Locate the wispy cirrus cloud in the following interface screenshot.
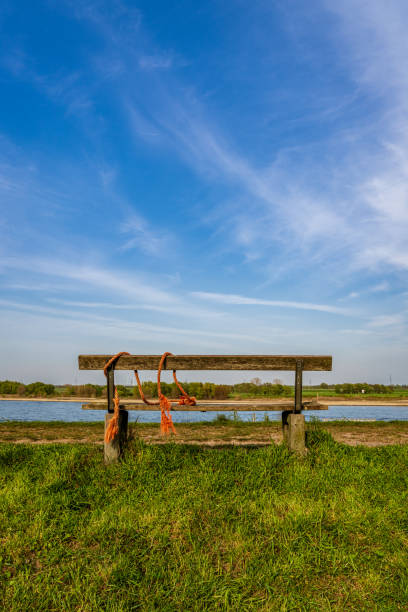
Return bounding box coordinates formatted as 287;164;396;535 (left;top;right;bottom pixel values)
192;291;353;316
0;133;173;263
1;256;227;321
341;281;390;301
0;298;256;343
119;2;408;280
2;256;176;303
367;313;405;328
139;54;173;70
119;213;170;256
1;47;93;116
5;2;408;288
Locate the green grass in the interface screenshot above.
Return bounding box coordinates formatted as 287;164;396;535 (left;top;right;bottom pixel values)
301;389;408;400
1;429;408;610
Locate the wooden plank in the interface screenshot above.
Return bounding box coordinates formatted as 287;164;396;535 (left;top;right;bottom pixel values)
82;400;328;411
78;354;332;371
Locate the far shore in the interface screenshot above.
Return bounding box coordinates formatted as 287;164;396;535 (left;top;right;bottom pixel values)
1;396;408;406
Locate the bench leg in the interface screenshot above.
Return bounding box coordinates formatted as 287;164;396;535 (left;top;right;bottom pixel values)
282;410;291;444
282;412;306;455
104;409;128;464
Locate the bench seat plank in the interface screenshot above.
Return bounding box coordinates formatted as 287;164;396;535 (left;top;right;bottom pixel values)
82;400;328;411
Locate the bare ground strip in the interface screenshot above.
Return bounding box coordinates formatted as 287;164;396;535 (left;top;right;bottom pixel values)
1;421;408;446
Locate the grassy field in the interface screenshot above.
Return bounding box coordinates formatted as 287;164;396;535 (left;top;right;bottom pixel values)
301;389;408;400
1;424;408;610
230;389;408;400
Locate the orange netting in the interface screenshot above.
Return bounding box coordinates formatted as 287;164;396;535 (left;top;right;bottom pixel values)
104;351;196;442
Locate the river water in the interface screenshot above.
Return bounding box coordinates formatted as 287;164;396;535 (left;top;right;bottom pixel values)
1;400;408;423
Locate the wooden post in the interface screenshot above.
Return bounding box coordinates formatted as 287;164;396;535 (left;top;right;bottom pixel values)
104;409;128;464
282;410;291;444
106;366;115;413
294;359;303;412
286;412;306;456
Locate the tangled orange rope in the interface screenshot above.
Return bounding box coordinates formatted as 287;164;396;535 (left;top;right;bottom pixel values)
104;351;130;443
104;351;196;442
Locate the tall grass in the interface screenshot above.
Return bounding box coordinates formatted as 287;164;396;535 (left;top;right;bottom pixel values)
0;431;407;610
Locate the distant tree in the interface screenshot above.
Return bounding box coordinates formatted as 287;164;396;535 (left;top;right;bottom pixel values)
0;380;23;395
24;382;55;397
116;385;133;398
342;383;354;394
214;385;232;399
202;382;215;399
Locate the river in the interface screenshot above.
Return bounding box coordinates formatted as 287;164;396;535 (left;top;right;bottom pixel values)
1;400;408;422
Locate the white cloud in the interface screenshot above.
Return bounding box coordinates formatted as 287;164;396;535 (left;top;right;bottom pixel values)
192;291;353;315
119;213;169;256
139;55;173;70
2;256;178;304
369;281;389;293
1;48;93;117
99;167;117;188
45;297;225;319
0;298;276;346
324;0;408;98
1;256;229;321
367;313;405;328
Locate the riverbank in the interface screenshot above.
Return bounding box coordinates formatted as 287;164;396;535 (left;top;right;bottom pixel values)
1;420;408;446
0;396;91;402
2;395;408;405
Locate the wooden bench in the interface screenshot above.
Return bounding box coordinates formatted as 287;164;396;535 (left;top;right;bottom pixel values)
78;354;332;462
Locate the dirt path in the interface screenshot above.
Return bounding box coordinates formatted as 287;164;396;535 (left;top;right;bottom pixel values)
1;422;408;446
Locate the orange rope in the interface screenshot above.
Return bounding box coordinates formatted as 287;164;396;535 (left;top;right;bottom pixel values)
103;351;196;441
172;370;197;405
104;351;130;443
156;352;177;435
135;352;197;434
143;352;196;434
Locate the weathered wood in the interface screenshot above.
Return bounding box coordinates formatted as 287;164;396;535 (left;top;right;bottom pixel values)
286;413;306;456
104;410;128;464
78;354;332;372
294;360;303;412
282;410;291;444
106;367;114;414
82;400;328;411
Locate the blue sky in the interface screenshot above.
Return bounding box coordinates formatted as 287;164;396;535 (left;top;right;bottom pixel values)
1;0;408;385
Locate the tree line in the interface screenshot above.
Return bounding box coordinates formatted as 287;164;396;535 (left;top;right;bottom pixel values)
0;379;406;399
331;383;399;394
0;379;292;399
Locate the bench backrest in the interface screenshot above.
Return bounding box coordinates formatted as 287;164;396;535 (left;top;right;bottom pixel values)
78;354;332;371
